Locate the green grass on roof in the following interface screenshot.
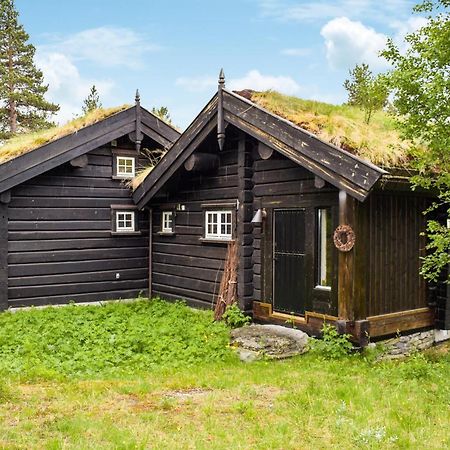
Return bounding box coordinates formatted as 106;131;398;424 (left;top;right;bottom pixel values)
248;91;412;168
0;105;130;165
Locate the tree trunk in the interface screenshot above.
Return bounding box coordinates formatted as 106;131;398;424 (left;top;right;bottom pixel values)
8;49;17;134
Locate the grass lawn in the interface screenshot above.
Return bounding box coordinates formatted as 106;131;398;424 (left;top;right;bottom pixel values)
0;299;448;449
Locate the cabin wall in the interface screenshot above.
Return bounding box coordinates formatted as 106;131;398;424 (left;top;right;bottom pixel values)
150;138;239;307
7;144;150;307
358;192;428;317
252;150;339;316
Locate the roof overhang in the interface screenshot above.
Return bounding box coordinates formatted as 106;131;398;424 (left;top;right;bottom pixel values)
0;105;180;194
133;90;387;208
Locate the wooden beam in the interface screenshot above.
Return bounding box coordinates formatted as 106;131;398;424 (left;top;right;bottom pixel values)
0;203;8;310
338;190;356;320
70;154;89;168
368;307;434;337
184;153;219;173
257;142;273;160
237;133;254;312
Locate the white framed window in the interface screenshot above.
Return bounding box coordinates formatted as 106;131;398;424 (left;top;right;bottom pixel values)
116;211;135;232
116;156;135;178
162;211;174;233
205;210;233;240
317;208;332;289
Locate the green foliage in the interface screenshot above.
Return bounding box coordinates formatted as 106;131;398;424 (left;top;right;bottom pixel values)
343;63;389;124
222;303;251;328
397;353;435;379
82;85;102;115
0;299;233;378
382;0;450;282
0;0;59;138
310;323;353;359
151;105;171;123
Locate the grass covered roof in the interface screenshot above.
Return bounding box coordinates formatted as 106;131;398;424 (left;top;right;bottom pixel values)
0;105;130;166
243;90;412;168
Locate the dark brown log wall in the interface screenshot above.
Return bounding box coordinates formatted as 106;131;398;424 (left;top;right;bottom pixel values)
252;150;339;316
360;193;428;317
7;145;150;307
150;134;240;308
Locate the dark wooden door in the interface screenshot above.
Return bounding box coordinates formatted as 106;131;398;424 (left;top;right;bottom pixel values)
273;209;306;315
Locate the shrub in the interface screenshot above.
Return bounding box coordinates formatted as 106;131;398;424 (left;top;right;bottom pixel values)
222;304;251;329
310;323;353;359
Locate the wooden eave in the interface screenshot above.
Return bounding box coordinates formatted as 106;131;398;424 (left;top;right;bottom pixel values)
133;90;387;208
0;106;180;194
133;95;218;208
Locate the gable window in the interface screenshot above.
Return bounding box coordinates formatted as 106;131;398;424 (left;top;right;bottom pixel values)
316;208;332;289
116;156;135;178
161;211;174;233
205;210;233;240
116;211;135;232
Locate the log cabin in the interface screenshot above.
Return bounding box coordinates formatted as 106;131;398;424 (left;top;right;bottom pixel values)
0;93;180;309
133;74;449;344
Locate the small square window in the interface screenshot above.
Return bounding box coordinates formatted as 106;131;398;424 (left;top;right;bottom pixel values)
116;156;135;178
116;211;135;232
205;210;233;240
162;211;174;233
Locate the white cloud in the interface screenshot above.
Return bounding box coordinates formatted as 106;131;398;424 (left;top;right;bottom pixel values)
281;48;311;57
176;70;301;95
320;17;388;70
175;75;216;93
228;70;301;95
40;27;161;69
36;51;114;123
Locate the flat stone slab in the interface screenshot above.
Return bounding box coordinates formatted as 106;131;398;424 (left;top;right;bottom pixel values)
231;324;309;361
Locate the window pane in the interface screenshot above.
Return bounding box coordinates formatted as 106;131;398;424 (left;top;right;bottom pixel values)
317;208;333;287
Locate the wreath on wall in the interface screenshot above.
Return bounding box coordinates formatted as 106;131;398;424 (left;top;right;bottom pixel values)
333;224;355;252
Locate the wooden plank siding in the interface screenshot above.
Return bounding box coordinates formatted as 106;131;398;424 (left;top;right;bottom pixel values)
252;147;339;316
358;193;429;317
7;143;152;307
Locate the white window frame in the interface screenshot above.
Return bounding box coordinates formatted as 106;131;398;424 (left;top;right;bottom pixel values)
116;156;136;178
162;211;174;233
205;210;233;240
116;211;135;233
316;208;332;290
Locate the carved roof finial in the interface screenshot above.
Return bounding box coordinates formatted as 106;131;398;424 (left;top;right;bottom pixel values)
135;89;140;105
218;68;225;88
217;69;225;151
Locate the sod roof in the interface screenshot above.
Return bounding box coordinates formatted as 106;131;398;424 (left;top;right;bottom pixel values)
0;105;130;166
239;90;413;169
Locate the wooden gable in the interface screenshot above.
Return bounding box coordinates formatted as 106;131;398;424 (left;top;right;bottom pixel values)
0;105;180;194
133;90;387;208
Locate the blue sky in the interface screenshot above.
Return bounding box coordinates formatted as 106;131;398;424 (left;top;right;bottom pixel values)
16;0;425;128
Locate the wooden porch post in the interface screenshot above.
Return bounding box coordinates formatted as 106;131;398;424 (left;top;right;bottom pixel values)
338;190;356;321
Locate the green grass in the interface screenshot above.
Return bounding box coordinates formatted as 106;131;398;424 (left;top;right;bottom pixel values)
0;299;448;449
248;91;415;168
0;105;130;165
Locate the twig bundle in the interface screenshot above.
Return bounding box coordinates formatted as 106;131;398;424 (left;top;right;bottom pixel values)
214;240;238;321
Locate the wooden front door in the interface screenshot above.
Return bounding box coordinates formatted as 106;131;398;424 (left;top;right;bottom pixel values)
273;209;307;315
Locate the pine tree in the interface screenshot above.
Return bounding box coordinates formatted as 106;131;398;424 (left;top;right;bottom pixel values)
0;0;59;138
82;85;102;115
151;106;171;124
